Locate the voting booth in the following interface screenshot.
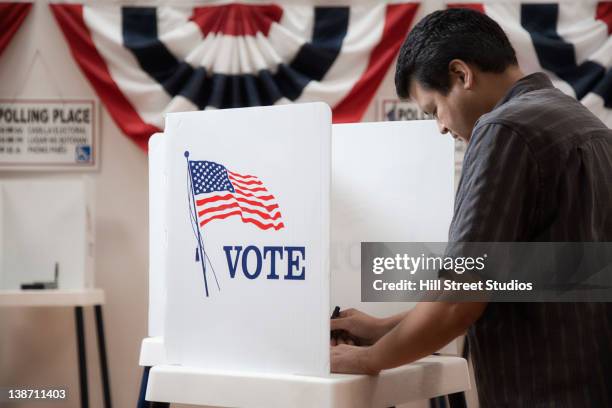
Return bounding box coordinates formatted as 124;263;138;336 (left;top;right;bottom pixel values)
0;178;94;290
146;102;455;378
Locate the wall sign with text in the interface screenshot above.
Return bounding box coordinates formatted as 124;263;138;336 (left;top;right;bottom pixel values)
0;100;98;170
378;99;430;122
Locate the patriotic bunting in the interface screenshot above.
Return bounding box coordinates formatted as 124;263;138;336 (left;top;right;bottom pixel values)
0;3;32;59
495;2;612;126
49;2;612;150
50;3;417;149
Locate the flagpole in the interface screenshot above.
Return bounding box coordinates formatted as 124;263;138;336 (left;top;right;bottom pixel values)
185;151;210;297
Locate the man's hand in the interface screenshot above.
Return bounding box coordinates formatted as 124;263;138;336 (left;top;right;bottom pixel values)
330;308;394;346
330;344;379;375
330;333;356;346
330;302;487;375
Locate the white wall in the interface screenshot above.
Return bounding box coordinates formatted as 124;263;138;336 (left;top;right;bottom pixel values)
0;2;148;407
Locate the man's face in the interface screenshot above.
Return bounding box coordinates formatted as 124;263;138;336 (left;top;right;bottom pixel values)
409;76;482;143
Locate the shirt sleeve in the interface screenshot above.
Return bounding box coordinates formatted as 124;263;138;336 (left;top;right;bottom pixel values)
449;123;540;242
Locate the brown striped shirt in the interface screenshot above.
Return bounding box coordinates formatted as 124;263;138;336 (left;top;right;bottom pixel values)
449;72;612;407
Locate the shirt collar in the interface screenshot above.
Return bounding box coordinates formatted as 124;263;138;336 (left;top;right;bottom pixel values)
493;72;554;110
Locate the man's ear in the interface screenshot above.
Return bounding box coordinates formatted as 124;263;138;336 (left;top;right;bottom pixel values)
448;59;474;90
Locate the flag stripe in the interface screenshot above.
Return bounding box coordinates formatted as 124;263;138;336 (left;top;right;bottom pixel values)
332;3;418;123
196;195;280;213
50;4;160;151
198;201;282;221
199;201;281;222
234;189;275;201
191;4;283;37
195;193;233;206
521;3;608;101
228;171;258;180
228;175;263;186
596;1;612;34
594;69;612;107
230;177;269;192
447;3;485;13
196;193;279;212
288;7;349;82
233;184;268;193
200;209;284;230
122;7;194;97
0;3;32;59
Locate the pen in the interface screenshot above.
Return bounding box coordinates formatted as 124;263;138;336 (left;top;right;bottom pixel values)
331;305;341;319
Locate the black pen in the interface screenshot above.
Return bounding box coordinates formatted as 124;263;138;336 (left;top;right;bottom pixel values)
331;305;341;319
330;306;341;342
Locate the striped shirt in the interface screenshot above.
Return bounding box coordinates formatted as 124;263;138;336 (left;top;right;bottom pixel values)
449;72;612;407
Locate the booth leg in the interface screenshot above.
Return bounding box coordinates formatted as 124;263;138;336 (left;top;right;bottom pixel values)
137;366;150;408
429;397;446;408
95;305;112;408
430;396;447;407
447;337;470;408
447;392;467;408
75;306;89;408
138;367;170;408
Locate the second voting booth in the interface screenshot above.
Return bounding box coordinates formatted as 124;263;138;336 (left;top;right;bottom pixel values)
144;102;462;405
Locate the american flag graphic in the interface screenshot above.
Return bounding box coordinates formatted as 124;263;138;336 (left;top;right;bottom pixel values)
188;160;285;231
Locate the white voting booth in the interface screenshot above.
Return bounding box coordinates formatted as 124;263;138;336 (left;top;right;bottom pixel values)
143;103;468;406
0;179;109;408
0;179;94;290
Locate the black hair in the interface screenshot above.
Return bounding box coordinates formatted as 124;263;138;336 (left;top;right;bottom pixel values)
395;8;518;98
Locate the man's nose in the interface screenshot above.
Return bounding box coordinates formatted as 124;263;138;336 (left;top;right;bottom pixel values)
437;120;448;134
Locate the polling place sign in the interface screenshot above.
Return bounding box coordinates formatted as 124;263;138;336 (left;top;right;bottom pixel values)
0;100;97;170
378;99;430;122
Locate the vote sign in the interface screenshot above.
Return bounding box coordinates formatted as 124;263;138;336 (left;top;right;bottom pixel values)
163;103;331;375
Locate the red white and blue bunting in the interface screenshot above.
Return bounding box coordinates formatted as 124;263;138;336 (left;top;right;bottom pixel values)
50;3;418;149
49;2;612;150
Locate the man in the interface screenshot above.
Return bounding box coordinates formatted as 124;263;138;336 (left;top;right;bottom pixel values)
330;8;612;407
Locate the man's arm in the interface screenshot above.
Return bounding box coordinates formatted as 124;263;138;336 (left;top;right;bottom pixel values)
331;124;536;374
331;301;486;374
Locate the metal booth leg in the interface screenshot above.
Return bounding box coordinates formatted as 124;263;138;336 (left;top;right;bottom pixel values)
137;366;170;408
94;305;112;407
75;306;89;408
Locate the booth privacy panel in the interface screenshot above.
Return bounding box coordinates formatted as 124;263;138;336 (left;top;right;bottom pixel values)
331;121;454;317
0;179;92;289
148;133;168;338
162;103;331;375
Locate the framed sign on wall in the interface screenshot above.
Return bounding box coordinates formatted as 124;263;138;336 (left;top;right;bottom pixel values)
0;99;98;171
377;99;430;122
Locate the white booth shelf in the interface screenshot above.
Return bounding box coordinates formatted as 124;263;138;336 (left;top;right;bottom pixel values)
145;355;470;408
0;288;105;307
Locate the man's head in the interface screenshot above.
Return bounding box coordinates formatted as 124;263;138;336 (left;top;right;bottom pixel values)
395;9;522;142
